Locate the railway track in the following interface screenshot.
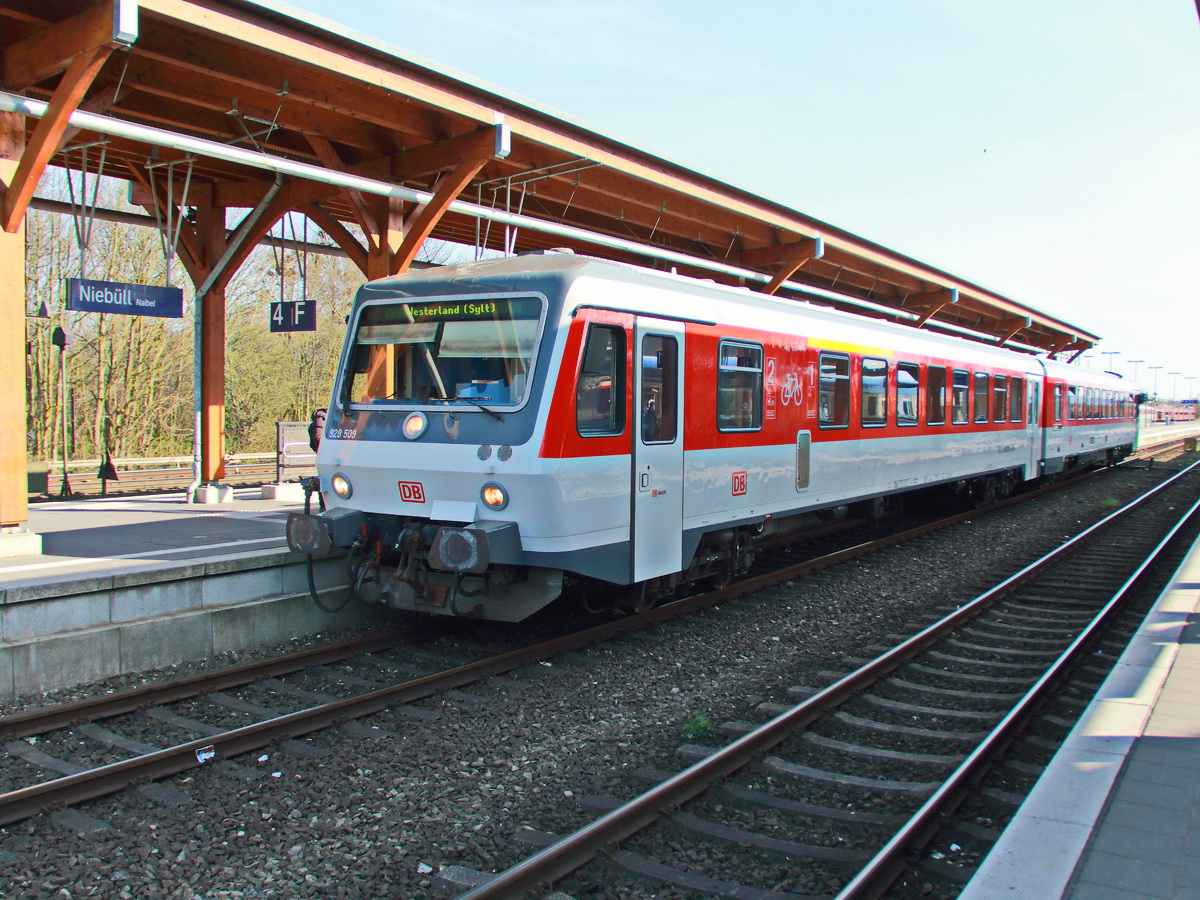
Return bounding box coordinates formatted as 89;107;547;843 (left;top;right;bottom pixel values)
0;450;1193;871
38;462;281;497
455;460;1200;899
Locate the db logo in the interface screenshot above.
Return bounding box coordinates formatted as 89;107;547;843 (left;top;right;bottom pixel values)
732;471;748;496
398;481;426;503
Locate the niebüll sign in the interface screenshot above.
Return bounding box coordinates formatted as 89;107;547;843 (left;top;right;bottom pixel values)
66;278;184;319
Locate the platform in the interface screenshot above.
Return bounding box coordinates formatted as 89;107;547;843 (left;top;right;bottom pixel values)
0;489;370;700
961;525;1200;899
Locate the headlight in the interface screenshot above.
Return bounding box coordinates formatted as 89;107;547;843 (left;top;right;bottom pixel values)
331;473;353;498
481;482;508;510
403;412;428;440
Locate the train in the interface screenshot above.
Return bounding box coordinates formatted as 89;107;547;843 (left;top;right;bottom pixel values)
286;252;1142;620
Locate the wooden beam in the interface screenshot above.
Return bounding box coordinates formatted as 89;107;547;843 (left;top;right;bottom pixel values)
392;158;488;275
390;125;510;182
306;135;379;249
1;45;113;232
739;237;823;268
995;315;1031;346
300;201;368;275
747;238;824;295
3;1;122;90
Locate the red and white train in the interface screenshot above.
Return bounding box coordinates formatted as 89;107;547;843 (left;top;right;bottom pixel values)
287;253;1140;620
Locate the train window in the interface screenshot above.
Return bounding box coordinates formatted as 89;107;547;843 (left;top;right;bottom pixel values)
1067;385;1078;420
641;334;677;444
576;325;625;437
861;358;888;426
344;296;542;408
973;373;989;423
1054;385;1063;423
1086;387;1095;419
926;366;947;425
897;362;919;425
1010;377;1025;423
818;353;851;428
992;375;1007;423
717;340;763;432
952;370;969;424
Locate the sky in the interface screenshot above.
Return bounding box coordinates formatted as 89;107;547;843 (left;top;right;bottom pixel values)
276;0;1199;399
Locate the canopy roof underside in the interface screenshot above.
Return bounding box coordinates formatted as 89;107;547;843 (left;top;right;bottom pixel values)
0;0;1098;356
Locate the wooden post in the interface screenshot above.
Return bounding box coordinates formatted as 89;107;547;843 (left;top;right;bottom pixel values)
0;112;37;547
195;198;228;485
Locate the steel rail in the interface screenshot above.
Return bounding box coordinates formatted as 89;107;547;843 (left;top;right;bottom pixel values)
0;629;415;741
455;459;1200;899
836;484;1200;898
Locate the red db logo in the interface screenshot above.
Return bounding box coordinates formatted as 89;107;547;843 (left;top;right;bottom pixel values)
398;481;426;503
732;471;748;496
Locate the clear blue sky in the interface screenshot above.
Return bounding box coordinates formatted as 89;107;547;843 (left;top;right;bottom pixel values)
277;0;1199;399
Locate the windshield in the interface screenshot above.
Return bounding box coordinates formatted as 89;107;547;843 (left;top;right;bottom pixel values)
344;296;543;407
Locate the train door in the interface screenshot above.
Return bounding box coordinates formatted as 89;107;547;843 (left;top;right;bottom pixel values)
632;318;684;582
1026;379;1041;480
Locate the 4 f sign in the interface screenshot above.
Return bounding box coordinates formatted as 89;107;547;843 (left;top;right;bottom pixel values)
732;471;748;496
270;300;316;332
398;481;426;503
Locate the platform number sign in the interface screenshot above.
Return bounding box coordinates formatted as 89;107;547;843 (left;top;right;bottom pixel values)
270;300;316;332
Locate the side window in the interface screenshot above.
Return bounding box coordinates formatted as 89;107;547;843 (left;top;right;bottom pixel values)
640;334;677;444
973;372;989;423
1067;385;1077;421
926;366;947;425
897;362;919;426
992;374;1007;423
1010;376;1024;423
1054;384;1063;423
818;353;851;428
717;340;763;432
576;325;625;436
952;369;970;424
861;357;888;426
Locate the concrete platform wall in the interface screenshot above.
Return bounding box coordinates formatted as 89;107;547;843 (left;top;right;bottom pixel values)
0;551;380;699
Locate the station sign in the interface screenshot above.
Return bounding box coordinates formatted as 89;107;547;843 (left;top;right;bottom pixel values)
270;300;316;332
66;278;184;319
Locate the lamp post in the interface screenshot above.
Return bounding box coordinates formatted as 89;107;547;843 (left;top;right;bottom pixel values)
1186;376;1197;402
1100;350;1120;372
51;326;71;497
1169;372;1180;402
1127;359;1144;381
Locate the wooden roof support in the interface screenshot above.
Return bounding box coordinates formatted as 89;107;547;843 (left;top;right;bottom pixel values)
739;238;825;296
392;156;491;275
995;315;1031;346
306;135;380;248
903;288;959;327
1;45;113;232
3;0;127;90
301;201;368;274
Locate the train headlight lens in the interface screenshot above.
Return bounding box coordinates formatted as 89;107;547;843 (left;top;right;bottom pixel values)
403;412;428;440
481;482;508;510
331;473;353;499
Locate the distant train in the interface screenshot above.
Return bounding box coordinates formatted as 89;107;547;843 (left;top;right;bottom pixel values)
286;253;1140;620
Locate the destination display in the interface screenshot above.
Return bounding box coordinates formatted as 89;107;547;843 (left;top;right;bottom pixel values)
66;278;184;319
364;296;542;327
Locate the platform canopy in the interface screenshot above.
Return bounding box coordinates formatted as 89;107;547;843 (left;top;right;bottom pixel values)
1;0;1098;350
0;0;1099;529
